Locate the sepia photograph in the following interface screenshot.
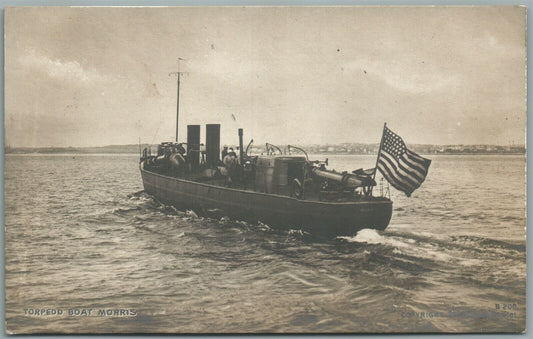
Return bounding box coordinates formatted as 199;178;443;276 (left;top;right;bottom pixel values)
3;5;527;333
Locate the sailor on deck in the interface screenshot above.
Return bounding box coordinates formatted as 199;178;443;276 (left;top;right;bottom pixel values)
223;148;239;185
221;146;228;161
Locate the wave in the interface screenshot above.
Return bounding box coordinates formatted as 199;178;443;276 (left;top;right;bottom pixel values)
111;207;141;214
126;190;146;199
338;229;411;250
185;210;199;218
335;228;524;269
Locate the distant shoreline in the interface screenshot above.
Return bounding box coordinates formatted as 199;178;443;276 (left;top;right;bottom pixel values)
4;144;525;156
5;152;525;156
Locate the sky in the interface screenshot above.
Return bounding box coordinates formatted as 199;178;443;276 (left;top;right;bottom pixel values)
4;6;526;147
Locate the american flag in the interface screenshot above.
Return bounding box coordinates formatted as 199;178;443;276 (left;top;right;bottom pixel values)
377;126;431;197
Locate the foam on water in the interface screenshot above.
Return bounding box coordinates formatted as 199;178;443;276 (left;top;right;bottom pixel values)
339;229;411;249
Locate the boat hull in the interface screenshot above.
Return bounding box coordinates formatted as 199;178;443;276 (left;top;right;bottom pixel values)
140;163;392;237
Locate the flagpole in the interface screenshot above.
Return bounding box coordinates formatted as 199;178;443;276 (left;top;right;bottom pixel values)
372;122;387;181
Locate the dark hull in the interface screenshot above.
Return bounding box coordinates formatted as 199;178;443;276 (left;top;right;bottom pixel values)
140;162;392;237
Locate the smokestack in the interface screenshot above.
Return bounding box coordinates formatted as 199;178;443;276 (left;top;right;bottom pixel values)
238;128;244;163
205;124;220;168
187;125;200;172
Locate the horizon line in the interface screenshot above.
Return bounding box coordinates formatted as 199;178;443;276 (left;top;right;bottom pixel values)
4;142;527;149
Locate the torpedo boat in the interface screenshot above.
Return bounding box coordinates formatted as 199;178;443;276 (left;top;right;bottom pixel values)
140;127;393;238
139;71;393;238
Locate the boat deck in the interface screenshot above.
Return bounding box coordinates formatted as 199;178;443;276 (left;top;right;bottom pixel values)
144;164;386;203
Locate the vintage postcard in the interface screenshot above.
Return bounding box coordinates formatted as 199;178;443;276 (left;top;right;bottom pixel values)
4;6;526;333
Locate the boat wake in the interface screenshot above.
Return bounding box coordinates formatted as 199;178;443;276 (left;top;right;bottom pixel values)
115;191;526;289
40;187;527;334
338;229;410;249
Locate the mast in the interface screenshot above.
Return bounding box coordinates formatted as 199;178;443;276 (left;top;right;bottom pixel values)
176;71;180;142
169;58;185;143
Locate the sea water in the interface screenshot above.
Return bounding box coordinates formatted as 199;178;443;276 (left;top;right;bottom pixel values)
4;154;526;333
